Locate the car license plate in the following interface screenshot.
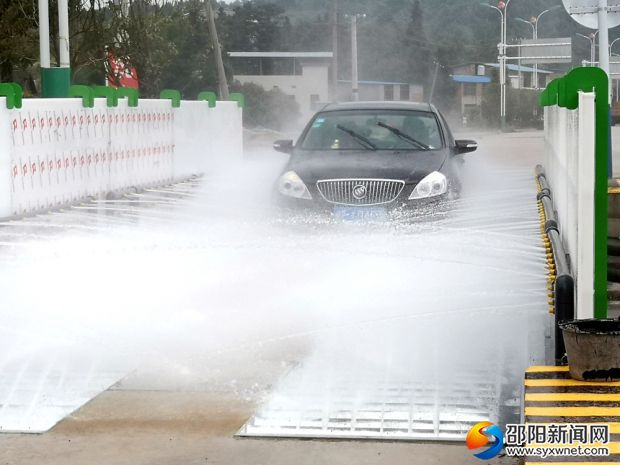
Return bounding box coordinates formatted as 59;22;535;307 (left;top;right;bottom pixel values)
333;206;387;221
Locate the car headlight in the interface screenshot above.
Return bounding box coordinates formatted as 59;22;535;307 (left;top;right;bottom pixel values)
408;171;448;200
278;171;312;199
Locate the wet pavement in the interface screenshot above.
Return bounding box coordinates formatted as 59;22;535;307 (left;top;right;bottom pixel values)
0;130;547;464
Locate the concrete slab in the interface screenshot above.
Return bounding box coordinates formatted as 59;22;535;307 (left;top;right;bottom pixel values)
0;389;519;465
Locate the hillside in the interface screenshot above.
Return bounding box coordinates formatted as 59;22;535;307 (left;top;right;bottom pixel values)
245;0;593;73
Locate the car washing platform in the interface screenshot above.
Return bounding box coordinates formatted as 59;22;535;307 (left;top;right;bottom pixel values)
237;335;528;443
238;367;509;442
524;366;620;464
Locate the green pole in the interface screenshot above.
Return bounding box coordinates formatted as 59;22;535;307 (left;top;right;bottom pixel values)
41;67;71;98
593;101;610;319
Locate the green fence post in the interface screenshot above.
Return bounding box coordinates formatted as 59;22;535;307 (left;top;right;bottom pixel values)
160;89;181;108
0;83;16;109
41;67;71;98
229;93;245;108
117;88;139;107
9;83;23;109
198;91;217;108
68;85;95;108
91;86;118;107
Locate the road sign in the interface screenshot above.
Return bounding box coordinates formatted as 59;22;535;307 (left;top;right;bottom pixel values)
562;0;620;29
520;38;573;65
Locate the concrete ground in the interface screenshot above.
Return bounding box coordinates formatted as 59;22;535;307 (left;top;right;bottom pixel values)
0;393;516;465
0;347;522;465
0;130;542;465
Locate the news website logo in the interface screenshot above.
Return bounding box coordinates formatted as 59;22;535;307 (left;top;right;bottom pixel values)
466;421;505;460
465;422;611;460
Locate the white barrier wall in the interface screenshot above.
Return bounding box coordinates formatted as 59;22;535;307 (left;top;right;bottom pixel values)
0;98;242;219
544;92;596;319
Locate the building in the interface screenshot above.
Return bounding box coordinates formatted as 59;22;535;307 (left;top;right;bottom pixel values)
229;52;425;118
229;52;333;116
337;80;424;103
450;62;557;119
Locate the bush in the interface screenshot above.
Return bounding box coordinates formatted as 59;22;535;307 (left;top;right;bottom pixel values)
481;84;542;129
230;81;300;130
508;88;542;128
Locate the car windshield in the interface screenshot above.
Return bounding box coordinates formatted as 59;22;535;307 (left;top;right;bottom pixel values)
300;109;443;151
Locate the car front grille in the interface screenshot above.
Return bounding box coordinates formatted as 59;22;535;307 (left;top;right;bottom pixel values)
316;179;405;206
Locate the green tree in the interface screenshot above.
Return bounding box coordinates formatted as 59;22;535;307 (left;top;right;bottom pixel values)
231;81;300;130
157;0;218;98
109;1;179;97
218;2;289;52
0;0;38;91
404;0;431;92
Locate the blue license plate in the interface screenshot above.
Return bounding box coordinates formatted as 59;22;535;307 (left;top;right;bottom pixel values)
333;206;387;221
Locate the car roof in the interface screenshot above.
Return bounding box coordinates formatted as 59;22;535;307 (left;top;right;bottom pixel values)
319;101;434;113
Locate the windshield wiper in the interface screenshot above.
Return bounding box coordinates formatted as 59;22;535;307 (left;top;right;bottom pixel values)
336;124;377;150
377;121;430;150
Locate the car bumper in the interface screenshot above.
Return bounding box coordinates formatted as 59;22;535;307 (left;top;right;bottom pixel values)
273;192;452;214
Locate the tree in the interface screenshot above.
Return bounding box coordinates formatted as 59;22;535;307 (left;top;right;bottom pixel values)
230;81;299;130
404;0;431;91
157;0;218;98
218;2;289;52
108;0;179;97
0;0;38;91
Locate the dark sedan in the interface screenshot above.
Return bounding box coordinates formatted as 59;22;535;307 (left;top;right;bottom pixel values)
273;102;477;220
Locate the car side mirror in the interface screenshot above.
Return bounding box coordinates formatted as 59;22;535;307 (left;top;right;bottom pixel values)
455;139;477;154
273;139;294;154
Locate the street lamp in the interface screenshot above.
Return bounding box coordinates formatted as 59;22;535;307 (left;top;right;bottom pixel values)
514;17;534;88
531;5;562;89
480;2;508;129
498;0;511;130
480;3;504;45
515;17;535;37
533;5;562;39
498;0;512;53
577;31;599;65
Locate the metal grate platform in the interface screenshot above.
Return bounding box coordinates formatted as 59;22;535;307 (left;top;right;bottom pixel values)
238;362;517;441
0;341;127;432
238;325;526;442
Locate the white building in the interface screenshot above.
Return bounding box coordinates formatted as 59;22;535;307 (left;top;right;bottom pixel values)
337;80;424;103
229;52;332;117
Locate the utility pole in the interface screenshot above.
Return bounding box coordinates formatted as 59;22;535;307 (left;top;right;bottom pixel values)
428;61;439;104
351;15;359;101
38;0;71;97
38;0;50;70
599;0;610;87
331;0;339;102
206;0;229;100
58;0;70;67
533;24;537;88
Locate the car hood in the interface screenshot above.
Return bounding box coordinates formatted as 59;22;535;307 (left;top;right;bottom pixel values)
286;149;448;184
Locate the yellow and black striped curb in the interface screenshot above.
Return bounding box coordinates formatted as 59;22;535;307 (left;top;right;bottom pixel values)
524;366;620;464
536;174;556;314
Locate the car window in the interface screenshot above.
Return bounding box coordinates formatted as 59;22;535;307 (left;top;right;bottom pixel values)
300;110;443;151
